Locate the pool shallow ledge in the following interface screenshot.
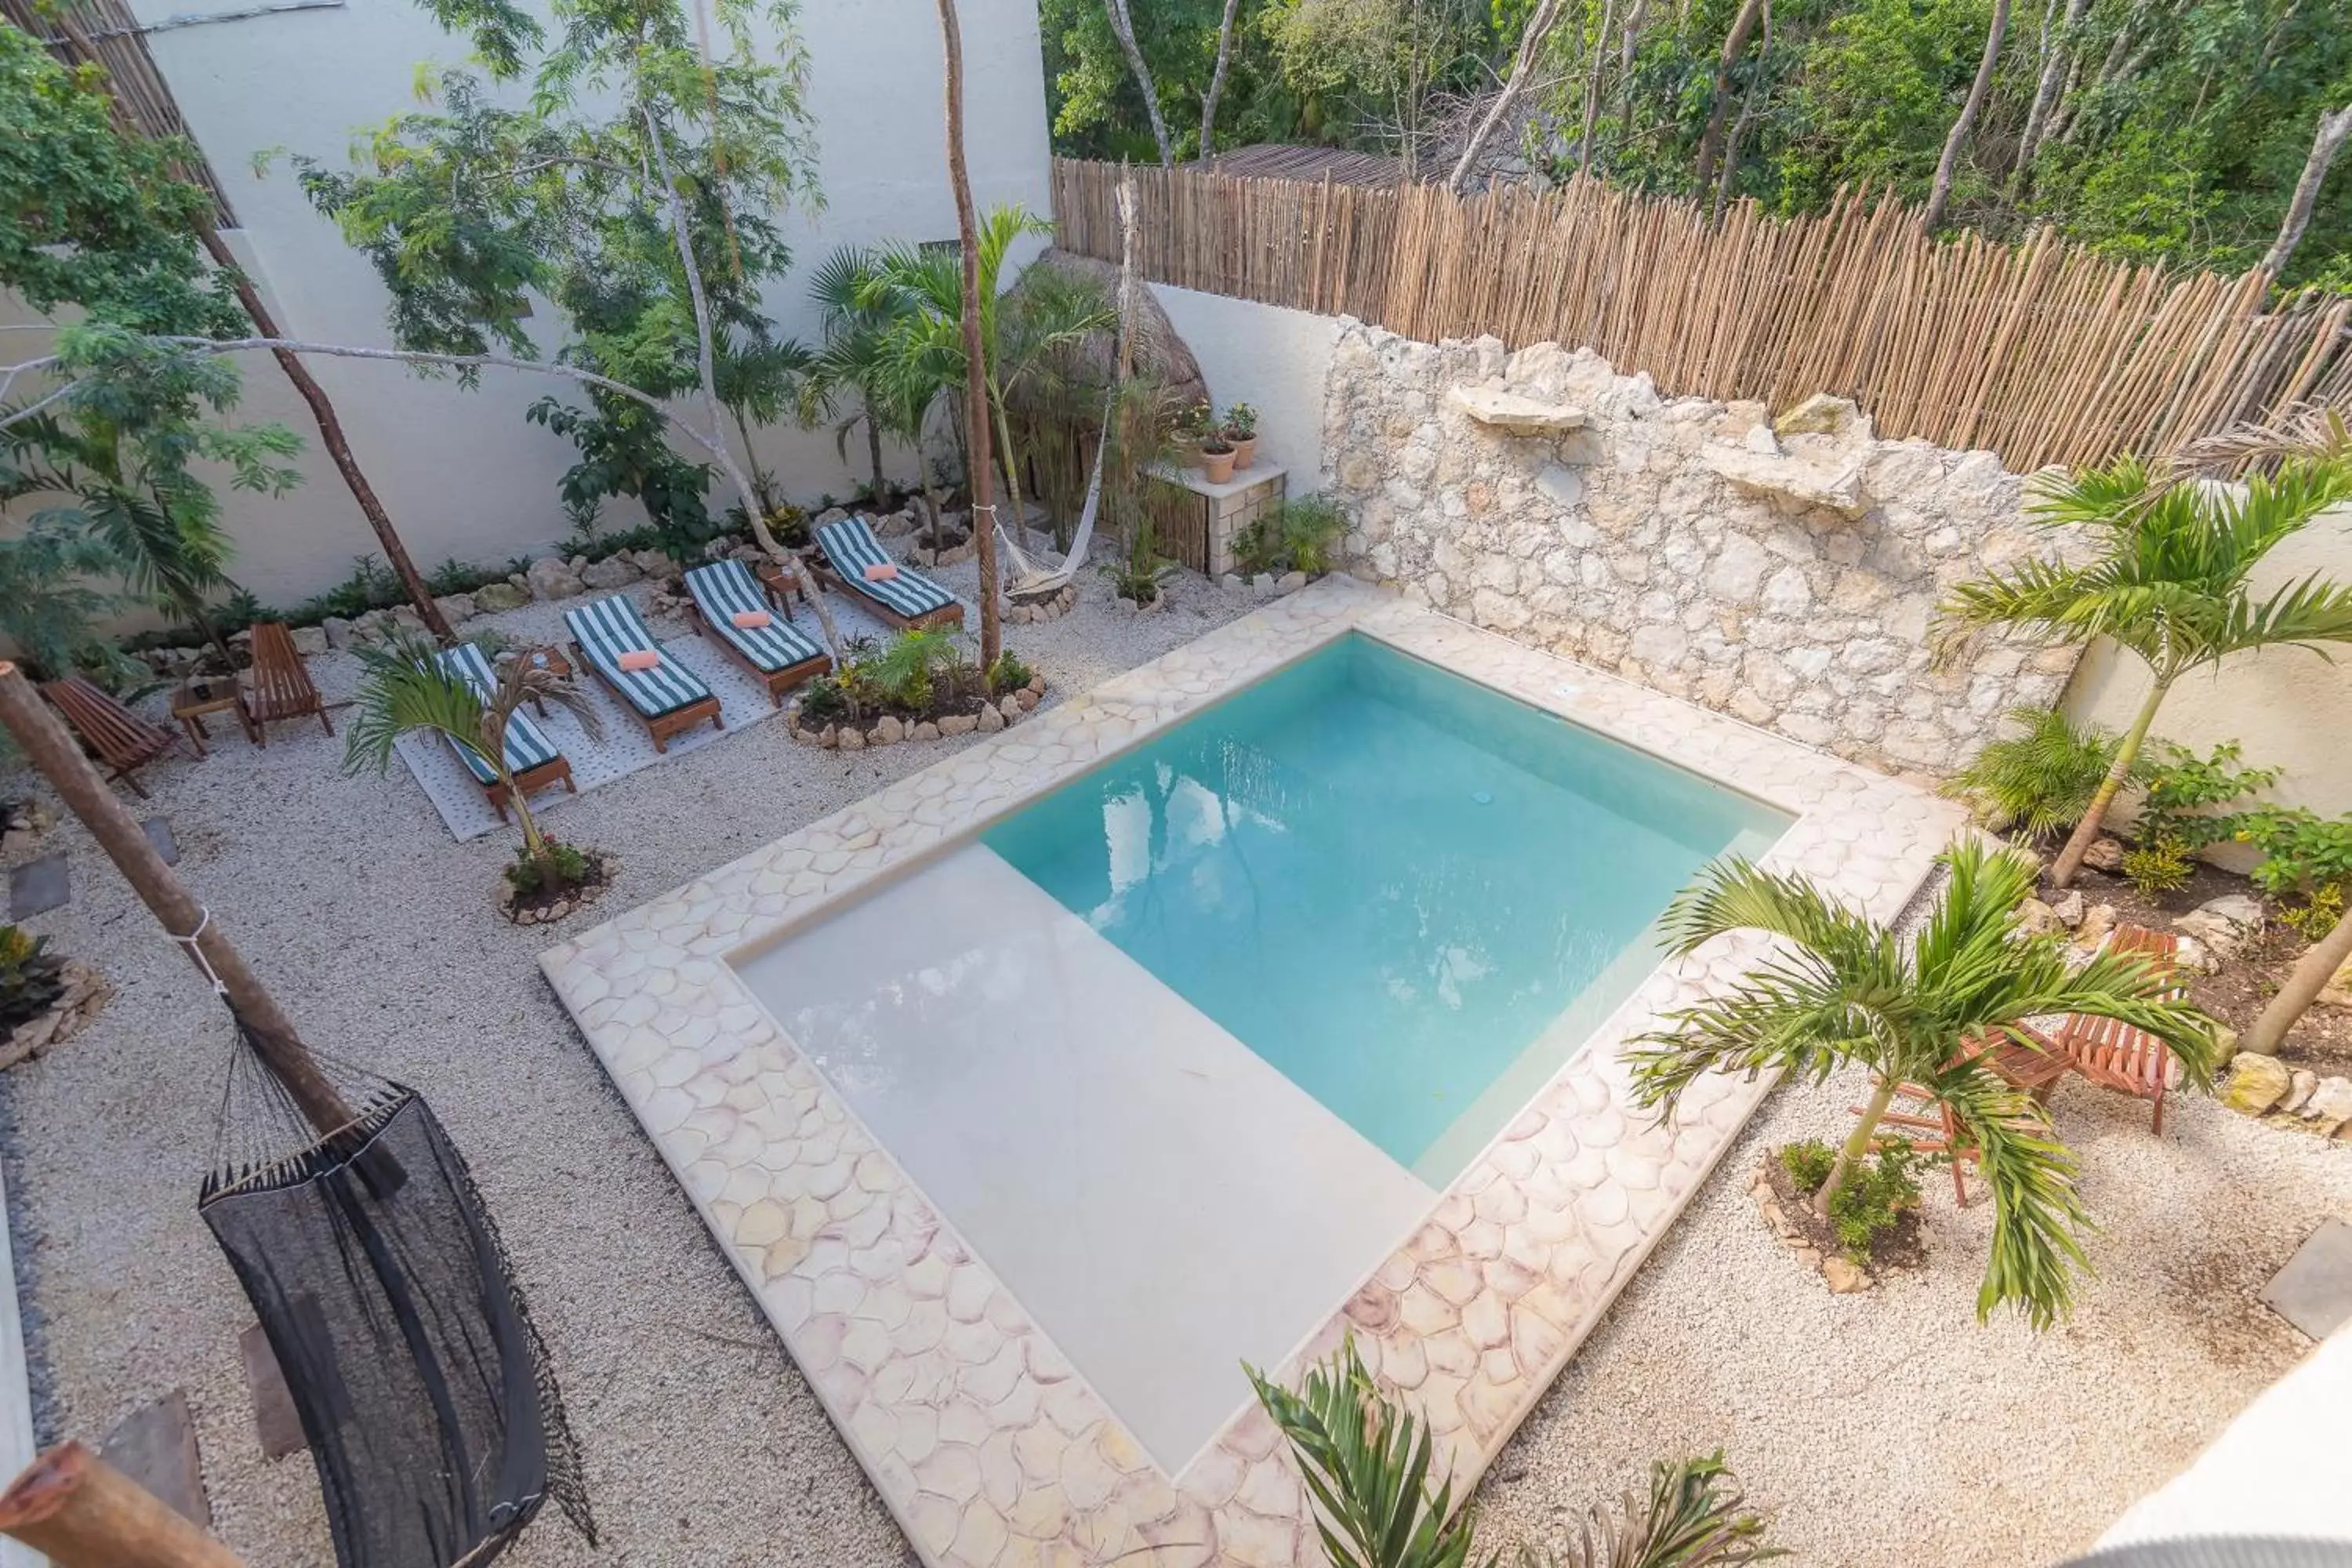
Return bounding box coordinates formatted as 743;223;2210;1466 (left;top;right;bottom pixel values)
541;577;1969;1568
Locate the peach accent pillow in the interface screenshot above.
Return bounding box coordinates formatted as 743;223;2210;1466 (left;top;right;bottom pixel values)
616;648;661;673
863;562;901;583
730;609;773;630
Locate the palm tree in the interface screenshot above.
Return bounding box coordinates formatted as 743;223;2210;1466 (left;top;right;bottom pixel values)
805;245;928;509
1628;839;2216;1326
1247;1336;1777;1568
342;630;602;879
1935;454;2352;887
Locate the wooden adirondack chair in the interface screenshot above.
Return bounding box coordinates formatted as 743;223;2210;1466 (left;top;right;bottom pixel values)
2053;925;2188;1134
40;677;187;800
243;622;332;745
1854;1029;2071;1207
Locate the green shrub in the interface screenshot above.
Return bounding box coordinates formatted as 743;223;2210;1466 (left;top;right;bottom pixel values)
2281;882;2345;945
2235;807;2352;942
1779;1138;1920;1262
505;839;590;895
851;628;963;712
2134;740;2277;853
1944;708;2140;838
2122;837;2195;895
0;925;67;1033
1232;495;1348;577
987;650;1034;696
797;673;850;726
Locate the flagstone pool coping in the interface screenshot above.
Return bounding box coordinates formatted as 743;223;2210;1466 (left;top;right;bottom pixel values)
541;576;1967;1568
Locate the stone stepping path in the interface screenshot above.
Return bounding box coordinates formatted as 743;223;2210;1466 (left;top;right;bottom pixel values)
2261;1218;2352;1340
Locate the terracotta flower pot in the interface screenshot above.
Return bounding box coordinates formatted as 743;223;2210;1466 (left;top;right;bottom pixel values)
1200;445;1237;484
1228;435;1258;470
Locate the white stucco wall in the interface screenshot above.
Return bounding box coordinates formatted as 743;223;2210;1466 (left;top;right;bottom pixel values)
1148;284;1338;495
2060;504;2352;821
4;0;1051;608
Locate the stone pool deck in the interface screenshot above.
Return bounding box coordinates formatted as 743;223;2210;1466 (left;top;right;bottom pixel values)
542;576;1969;1568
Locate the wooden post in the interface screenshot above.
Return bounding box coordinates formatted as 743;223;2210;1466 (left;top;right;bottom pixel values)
0;664;356;1139
0;1442;243;1568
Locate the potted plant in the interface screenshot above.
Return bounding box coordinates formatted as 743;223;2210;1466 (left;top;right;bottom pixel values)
1221;402;1258;469
1176;401;1215;469
1198;428;1238;485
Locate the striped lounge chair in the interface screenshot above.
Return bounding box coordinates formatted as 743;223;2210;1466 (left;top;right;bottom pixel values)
683;559;831;706
437;641;575;820
563;594;724;753
815;516;964;630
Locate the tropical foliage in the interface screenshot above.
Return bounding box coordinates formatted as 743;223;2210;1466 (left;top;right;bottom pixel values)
1247;1335;1778;1568
1935;455;2352;887
0;924;67;1036
1628;838;2217;1326
1041;0;2352;285
1943;707;2140;839
342;629;604;882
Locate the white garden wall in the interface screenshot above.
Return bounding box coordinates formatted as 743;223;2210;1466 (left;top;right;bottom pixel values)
1147;283;1338;492
3;0;1051;609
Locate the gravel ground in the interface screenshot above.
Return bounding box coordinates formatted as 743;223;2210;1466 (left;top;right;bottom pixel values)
0;561;1249;1568
6;565;2349;1568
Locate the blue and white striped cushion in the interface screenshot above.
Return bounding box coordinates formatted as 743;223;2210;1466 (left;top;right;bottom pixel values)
436;641;562;784
684;560;826;673
563;595;713;718
816;517;956;620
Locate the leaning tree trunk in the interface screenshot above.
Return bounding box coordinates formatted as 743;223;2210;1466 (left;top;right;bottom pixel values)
2051;672;2167;889
1198;0;1244;158
1579;0;1623;178
2009;0;2089;195
1102;0;1175;167
938;0;1004;667
865;408;887;504
2245;903;2352;1057
1818;1077;1899;1218
1693;0;1769;194
2262;105;2352;278
1924;0;2012;233
1449;0;1572;192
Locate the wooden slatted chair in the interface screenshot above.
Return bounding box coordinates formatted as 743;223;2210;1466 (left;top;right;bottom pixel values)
1853;1031;2067;1207
243;622;332;744
2052;925;2189;1134
40;677;187;800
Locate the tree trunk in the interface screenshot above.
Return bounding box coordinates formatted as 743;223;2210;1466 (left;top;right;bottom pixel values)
865;408;887;505
1923;0;2013;233
1693;0;1769;194
2010;0;2089;195
2245;902;2352;1057
1818;1076;1898;1218
1198;0;1244;158
0;662;355;1138
937;0;1003;667
1449;0;1572;192
1102;0;1175;167
2261;104;2352;278
2051;672;2167;888
1579;0;1622;180
0;1441;244;1568
1617;0;1650;141
1710;0;1769;222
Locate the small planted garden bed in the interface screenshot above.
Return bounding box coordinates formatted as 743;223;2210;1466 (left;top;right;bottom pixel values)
789;631;1045;750
495;841;614;927
0;926;109;1070
1753;1142;1927;1294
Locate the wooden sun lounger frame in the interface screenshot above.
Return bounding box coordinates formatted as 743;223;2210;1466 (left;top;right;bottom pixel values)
40;677;187;800
2053;925;2186;1134
685;579;830;708
480;754;576;821
564;639;724;753
243;622;333;745
808;558;965;632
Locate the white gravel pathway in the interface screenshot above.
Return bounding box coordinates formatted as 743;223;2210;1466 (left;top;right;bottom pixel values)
3;564;2348;1568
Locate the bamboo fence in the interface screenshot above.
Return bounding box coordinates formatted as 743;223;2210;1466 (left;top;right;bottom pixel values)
1052;158;2352;473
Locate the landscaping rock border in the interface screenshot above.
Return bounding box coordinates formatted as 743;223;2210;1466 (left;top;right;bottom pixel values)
2218;1052;2352;1140
786;675;1048;751
0;960;111;1071
495;852;616;927
1006;583;1079;624
1750;1152;1926;1295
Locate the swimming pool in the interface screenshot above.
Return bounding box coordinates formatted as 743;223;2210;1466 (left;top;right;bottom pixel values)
549;580;1961;1567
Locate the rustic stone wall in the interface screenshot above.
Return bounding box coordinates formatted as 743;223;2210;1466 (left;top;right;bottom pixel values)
1319;322;2081;777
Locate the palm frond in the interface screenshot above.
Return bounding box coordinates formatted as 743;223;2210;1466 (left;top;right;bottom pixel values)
2169;401;2352;476
1931;1065;2093;1327
1515;1451;1781;1568
1943;708;2140;837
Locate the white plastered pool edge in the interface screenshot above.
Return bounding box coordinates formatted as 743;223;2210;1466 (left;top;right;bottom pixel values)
541;578;1968;1568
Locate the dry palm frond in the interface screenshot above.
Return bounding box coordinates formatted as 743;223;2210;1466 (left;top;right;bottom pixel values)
1519;1452;1782;1568
2168;400;2352;476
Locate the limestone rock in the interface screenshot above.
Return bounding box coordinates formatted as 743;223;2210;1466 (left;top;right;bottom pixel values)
1823;1257;1868;1294
433;593;476;626
290;625;330;659
837;727;866;752
2300;1075;2352;1133
2082;837;2126;873
2221;1054;2289;1116
2209;1023;2239;1069
2174;935;2216;974
2282;1068;2319;1116
1774;393;1860;437
322;615;356;650
1219;573;1246;593
2016;898;2067;938
976;703;1006;734
1446;385;1589;434
2177;895;2263;960
2074;903;2118;949
1700;444;1867;519
472;582;529;613
1015;689;1038;711
2051;891;2085;929
1276;571;1308;594
872;715;902;746
525;556;586;601
938;714;977;737
2321;952;2352;1009
911;721;940;742
999;695;1023;722
1742;423;1781;456
581;556;642;590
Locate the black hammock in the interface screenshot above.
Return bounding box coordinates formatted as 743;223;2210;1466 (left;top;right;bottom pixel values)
199;1014;595;1568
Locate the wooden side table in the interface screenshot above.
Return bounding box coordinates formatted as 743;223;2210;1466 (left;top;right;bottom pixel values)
169;681;255;757
757;561;803;621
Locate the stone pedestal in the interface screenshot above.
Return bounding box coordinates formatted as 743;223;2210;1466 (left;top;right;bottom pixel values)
1145;463;1287;576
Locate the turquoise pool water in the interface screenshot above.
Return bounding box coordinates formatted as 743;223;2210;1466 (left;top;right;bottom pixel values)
984;634;1787;1184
